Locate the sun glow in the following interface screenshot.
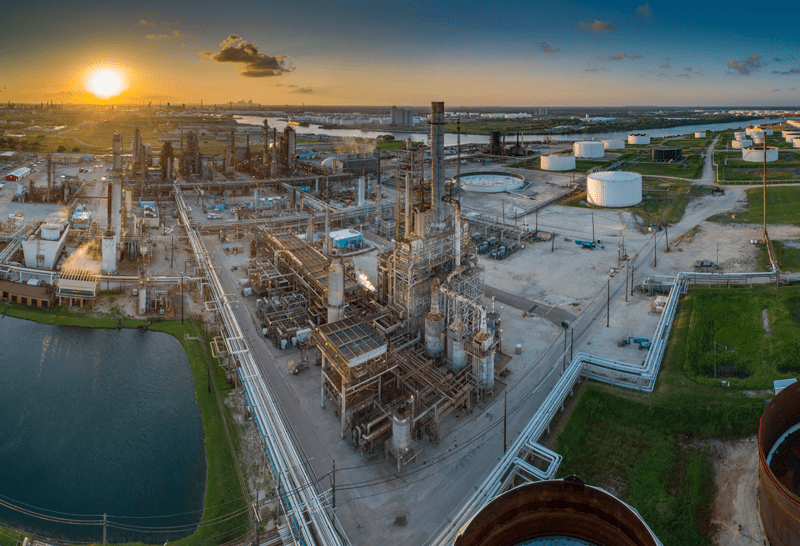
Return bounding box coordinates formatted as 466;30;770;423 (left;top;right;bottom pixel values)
88;69;125;98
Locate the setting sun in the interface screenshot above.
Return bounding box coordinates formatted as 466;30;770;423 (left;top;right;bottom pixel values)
87;69;124;98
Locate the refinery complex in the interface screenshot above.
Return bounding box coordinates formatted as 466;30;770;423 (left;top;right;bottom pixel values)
2;100;800;546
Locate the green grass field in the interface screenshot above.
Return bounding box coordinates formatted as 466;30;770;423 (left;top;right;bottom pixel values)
708;186;800;226
625;154;704;179
0;305;249;546
552;287;777;546
758;241;800;273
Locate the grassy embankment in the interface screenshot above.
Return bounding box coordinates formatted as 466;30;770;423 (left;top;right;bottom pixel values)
0;303;249;546
716;150;800;183
708;186;800;227
551;287;781;545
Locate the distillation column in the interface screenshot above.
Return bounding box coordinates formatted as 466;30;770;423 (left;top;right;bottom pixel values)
425;279;445;357
431;101;446;229
327;258;344;323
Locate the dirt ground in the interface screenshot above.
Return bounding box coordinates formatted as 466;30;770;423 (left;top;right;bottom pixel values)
709;436;766;546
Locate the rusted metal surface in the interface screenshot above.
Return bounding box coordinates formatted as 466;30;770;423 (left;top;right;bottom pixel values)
453;477;659;546
758;381;800;546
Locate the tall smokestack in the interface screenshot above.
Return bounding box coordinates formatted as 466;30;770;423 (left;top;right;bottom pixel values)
430;101;445;228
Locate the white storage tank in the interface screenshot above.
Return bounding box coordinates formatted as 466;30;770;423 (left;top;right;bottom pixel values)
694;132;707;138
731;139;752;148
628;134;650;145
793;138;800;148
587;171;642;207
742;147;778;162
541;154;576;171
734;131;747;140
573;141;604;158
764;128;774;135
321;157;340;172
102;232;117;274
601;139;625;150
752;135;764;145
745;126;762;136
40;223;62;241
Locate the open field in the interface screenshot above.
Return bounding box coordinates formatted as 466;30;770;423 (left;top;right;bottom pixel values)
707;186;800;226
550;287;778;546
0;306;249;546
625;154;704;179
682;285;800;383
758;240;800;273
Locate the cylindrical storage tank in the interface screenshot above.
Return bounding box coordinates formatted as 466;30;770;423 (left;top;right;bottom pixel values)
425;314;444;358
102;233;117;274
601;139;625;150
321;157;340;172
794;138;800;148
734;131;747;139
477;352;494;391
784;132;800;142
731;139;752;148
764;128;774;135
758;381;800;546
113;133;121;171
745;126;761;135
540;154;576;171
628;134;650;145
573;141;604;158
695;132;707;138
41;223;61;241
752;135;764;145
392;412;412;453
749;130;764;139
125;189;133;212
453;478;661;546
587;171;642;207
138;287;147;314
742;147;778;162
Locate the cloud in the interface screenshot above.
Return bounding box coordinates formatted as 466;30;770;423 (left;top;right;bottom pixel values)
683;66;692;72
772;88;781;92
147;30;182;39
660;62;671;69
584;66;610;72
604;53;642;61
274;83;298;88
290;86;313;94
637;3;652;18
539;42;560;54
774;57;784;62
792;87;797;90
139;20;148;25
772;67;800;75
578;20;614;32
727;54;764;75
202;35;292;77
676;74;690;78
657;73;669;77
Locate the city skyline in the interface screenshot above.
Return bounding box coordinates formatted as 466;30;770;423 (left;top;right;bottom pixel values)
2;0;799;106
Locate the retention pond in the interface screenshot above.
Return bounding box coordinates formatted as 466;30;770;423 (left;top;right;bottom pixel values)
0;317;206;544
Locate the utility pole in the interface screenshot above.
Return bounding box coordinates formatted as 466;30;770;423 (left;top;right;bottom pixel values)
591;211;595;242
170;235;174;269
664;225;669;250
535;209;538;232
625;258;629;302
762;136;768;244
630;264;635;296
551;233;555;253
255;489;260;546
570;328;574;362
180;272;184;323
503;391;507;452
103;514;107;546
606;280;610;327
716;242;719;270
653;229;657;267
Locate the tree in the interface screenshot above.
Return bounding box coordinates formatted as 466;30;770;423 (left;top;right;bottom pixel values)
56;145;66;153
71;147;80;153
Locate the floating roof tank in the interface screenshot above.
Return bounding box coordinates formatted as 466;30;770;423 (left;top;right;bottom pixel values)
742;147;778;162
758;381;800;546
601;139;625;150
628;134;650;145
695;131;707;138
731;139;752;148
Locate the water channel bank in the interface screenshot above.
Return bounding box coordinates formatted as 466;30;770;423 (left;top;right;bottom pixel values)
0;305;248;546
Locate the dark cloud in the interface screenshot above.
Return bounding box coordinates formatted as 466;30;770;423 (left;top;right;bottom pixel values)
772;89;781;92
683;67;692;72
637;3;652;18
676;74;690;79
772;67;800;75
578;20;614;32
792;87;797;90
774;57;784;62
660;62;671;69
274;83;298;88
291;87;313;94
202;35;292;78
584;66;610;72
657;73;669;77
539;42;560;54
727;54;764;75
602;53;642;61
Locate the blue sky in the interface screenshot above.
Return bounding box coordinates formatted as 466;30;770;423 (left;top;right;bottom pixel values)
1;0;798;106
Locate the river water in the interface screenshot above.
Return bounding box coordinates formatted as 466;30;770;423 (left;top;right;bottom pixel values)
0;318;206;544
235;116;783;147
